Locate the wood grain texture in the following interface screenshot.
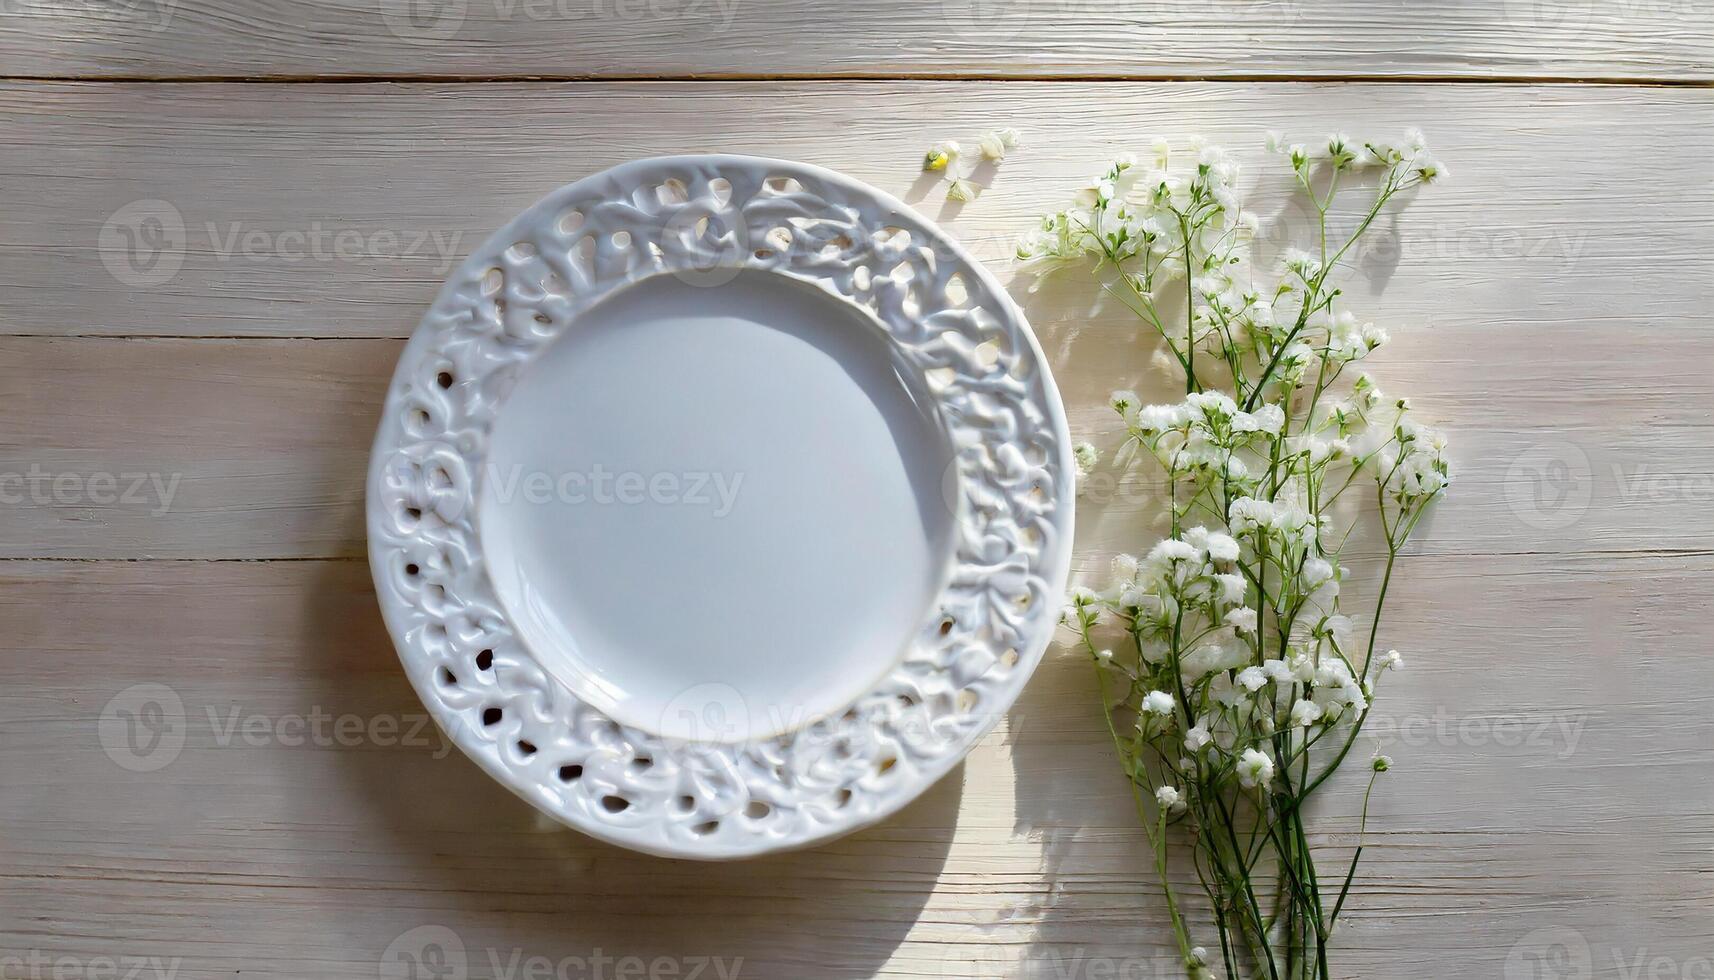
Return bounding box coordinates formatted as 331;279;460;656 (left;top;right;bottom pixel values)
0;82;1710;560
2;325;1710;559
3;81;1710;340
2;75;1713;980
1;0;1711;81
2;555;1710;977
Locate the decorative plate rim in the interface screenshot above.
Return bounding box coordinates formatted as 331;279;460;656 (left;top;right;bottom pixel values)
366;154;1074;859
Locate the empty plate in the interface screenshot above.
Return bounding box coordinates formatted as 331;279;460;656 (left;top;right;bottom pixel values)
367;155;1073;858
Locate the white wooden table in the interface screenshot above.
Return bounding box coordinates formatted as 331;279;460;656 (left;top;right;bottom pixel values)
2;4;1711;978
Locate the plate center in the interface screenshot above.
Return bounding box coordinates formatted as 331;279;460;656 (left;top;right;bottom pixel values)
479;270;957;743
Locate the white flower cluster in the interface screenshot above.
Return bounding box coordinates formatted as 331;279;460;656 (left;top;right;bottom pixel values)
1050;131;1449;976
1016;141;1253;301
1271;129;1449;185
1116;373;1450;529
1066;514;1393;798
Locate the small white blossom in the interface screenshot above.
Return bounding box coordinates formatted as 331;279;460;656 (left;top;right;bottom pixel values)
977;127;1022;161
1142;690;1176;716
1204;532;1240;563
1281;248;1321;279
1184;725;1212;752
1303;557;1336;589
1383;649;1404;670
1250;403;1286;434
1187;390;1239;419
1236;665;1267;692
1073;441;1100;478
1225;607;1258;634
1111;553;1141;582
1213;573;1247;604
922;141;960;172
1373;754;1393;772
1237;748;1274;789
1136;403;1184;433
1289;699;1323;728
1182;637;1249;679
946;178;980;203
1148;539;1200;566
1155;785;1182;808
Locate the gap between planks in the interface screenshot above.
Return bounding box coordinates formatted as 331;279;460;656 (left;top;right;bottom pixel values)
2;72;1713;86
8;548;1713;564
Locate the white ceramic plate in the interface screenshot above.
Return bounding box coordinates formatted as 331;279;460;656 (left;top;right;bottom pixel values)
367;155;1073;859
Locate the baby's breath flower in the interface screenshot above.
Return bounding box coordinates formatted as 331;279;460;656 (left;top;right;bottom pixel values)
1063;587;1098;624
1142;690;1176;716
1289;699;1324;728
1213;572;1247;604
1303;557;1336;589
1048;129;1445;974
1111;552;1140;583
1073;441;1099;478
1204;532;1240;563
1235;665;1267;692
1184;724;1212;752
1237;748;1274;789
977;127;1022;161
922;141;960;172
1373;755;1393;772
1281;248;1321;280
946;178;980;203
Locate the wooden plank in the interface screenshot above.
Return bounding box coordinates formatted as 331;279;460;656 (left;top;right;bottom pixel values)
1;0;1711;81
0;338;394;559
1;555;1709;977
2;81;1709;341
0;83;1708;560
2;326;1712;559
